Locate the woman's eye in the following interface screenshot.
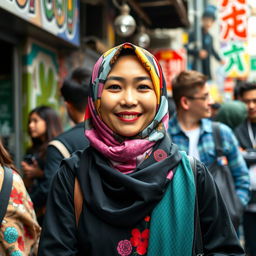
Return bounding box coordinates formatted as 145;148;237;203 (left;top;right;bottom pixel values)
106;84;121;90
138;84;152;90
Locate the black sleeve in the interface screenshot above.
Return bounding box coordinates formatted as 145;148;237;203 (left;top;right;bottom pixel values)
212;45;221;62
186;32;199;57
30;145;64;208
205;33;221;62
38;161;78;256
196;161;245;255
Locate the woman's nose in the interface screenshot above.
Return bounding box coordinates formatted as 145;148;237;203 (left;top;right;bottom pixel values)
120;89;138;106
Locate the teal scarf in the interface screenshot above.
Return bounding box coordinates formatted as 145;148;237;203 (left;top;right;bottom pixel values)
148;151;196;255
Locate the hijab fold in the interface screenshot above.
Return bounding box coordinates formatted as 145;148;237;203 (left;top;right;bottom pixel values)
78;135;181;227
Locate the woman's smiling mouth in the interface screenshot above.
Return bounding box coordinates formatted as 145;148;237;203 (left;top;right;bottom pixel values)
115;112;141;122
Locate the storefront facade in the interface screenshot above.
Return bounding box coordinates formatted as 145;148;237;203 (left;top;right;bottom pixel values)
0;0;79;165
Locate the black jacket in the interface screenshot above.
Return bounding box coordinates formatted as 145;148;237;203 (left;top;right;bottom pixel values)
235;120;256;167
38;149;244;256
235;120;256;206
187;28;221;79
30;122;89;209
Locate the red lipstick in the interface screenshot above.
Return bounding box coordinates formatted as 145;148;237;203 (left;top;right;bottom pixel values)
116;112;141;122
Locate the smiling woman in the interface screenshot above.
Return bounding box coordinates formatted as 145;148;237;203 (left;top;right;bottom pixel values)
100;55;157;137
38;43;245;256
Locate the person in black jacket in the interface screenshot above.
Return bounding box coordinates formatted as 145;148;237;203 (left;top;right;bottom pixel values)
29;68;90;215
235;82;256;256
38;43;244;256
187;6;224;79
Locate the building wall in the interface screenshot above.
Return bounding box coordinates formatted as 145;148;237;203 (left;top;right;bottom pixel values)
21;39;60;149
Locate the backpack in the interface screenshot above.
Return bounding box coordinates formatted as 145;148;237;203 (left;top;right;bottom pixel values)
0;166;14;224
209;122;244;229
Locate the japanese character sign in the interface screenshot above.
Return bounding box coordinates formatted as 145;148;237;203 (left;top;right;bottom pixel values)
219;0;248;41
218;0;250;78
221;42;249;77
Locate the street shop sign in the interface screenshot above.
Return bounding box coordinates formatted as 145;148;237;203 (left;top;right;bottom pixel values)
218;0;252;78
219;0;248;41
0;0;79;46
153;49;187;96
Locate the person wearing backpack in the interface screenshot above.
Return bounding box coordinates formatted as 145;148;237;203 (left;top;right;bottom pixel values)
168;70;250;230
0;138;40;255
29;69;90;215
38;43;244;255
235;82;256;256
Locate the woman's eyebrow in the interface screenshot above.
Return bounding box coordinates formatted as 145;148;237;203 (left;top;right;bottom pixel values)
106;76;151;82
105;76;124;82
134;77;151;82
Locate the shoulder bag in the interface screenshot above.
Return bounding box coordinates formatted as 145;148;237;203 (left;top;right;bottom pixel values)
209;122;244;229
0;166;13;224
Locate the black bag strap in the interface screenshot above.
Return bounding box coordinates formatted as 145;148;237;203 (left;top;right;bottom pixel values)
0;166;13;224
212;122;223;157
188;156;204;256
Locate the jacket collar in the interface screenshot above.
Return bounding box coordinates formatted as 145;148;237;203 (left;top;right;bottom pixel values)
169;114;212;135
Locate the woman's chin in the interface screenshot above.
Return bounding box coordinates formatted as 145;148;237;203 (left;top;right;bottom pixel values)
114;128;141;138
118;132;138;138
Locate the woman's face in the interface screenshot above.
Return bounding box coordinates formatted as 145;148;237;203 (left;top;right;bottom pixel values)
100;55;157;137
28;112;47;139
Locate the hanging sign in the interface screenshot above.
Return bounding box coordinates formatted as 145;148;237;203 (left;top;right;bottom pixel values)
218;0;250;78
153;49;187;96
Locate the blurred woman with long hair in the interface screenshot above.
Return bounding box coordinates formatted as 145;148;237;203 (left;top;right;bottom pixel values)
21;106;63;225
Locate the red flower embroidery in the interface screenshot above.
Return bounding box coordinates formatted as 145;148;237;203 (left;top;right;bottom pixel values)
153;149;167;162
18;236;24;251
10;188;23;204
144;216;150;222
130;228;149;255
117;239;132;256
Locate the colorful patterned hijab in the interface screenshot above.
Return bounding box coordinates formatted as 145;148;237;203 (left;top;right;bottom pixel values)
85;43;169;172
